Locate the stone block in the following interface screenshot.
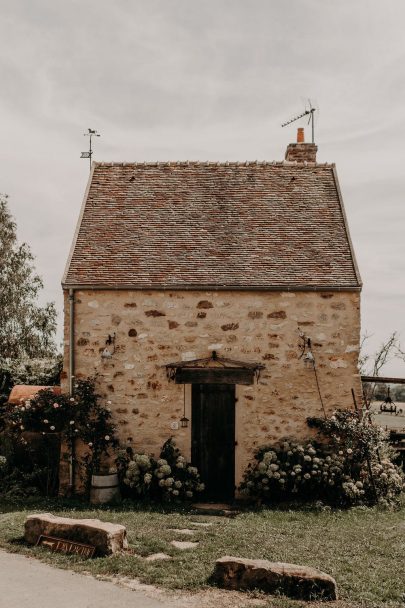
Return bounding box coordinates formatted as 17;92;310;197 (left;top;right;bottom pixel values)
24;513;128;556
212;556;337;601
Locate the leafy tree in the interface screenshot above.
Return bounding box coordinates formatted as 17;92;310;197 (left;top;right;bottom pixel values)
0;194;57;400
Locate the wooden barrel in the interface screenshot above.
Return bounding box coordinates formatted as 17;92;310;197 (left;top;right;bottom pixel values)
90;473;120;505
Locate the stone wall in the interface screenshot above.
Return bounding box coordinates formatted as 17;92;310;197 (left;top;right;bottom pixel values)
61;289;362;489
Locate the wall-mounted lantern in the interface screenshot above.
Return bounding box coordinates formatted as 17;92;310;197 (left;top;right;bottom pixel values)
101;333;116;359
303;350;315;369
298;330;315;369
180;416;189;428
180;385;189;428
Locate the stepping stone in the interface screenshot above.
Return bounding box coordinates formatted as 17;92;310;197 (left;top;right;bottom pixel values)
145;552;172;561
167;528;195;535
190;521;213;527
171;540;199;550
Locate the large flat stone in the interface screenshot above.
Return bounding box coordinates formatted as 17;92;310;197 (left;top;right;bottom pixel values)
212;556;338;601
24;513;128;556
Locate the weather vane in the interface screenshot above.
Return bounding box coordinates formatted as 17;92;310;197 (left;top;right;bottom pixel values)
81;128;101;170
281;101;317;144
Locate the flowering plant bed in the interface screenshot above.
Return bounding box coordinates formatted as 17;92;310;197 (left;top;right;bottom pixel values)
2;378;118;496
117;438;205;502
241;411;404;507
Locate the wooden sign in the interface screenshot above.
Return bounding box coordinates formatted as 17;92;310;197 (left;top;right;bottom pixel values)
36;535;95;558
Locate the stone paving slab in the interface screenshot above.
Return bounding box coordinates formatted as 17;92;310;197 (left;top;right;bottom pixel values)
170;540;199;550
145;553;172;561
168;528;195;535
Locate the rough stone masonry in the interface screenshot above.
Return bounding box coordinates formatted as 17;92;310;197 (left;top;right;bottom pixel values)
61;288;362;491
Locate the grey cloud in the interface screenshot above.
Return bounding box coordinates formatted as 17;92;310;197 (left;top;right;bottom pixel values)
1;0;405;373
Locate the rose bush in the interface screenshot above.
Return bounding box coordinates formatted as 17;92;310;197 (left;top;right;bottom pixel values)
2;377;118;496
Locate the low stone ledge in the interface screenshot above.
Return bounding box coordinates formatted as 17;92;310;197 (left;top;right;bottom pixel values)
24;513;128;556
212;556;338;601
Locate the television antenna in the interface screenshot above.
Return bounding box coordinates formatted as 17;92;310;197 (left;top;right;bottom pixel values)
81;128;101;170
281;101;316;144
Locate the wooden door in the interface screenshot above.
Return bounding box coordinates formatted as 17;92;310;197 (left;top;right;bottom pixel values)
191;383;235;502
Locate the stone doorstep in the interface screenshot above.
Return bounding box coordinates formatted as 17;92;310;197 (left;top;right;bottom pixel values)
192;503;240;517
212;556;338;601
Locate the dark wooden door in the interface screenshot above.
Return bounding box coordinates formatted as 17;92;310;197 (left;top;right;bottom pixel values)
191;383;235;502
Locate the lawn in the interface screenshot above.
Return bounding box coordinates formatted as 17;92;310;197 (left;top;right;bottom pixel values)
0;498;404;607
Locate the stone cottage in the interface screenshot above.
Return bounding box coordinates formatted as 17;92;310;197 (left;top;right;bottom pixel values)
62;131;362;501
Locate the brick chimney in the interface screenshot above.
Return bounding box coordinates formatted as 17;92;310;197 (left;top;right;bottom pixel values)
285;128;317;163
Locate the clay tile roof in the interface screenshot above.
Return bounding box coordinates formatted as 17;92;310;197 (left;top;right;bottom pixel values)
8;385;61;405
62;161;361;290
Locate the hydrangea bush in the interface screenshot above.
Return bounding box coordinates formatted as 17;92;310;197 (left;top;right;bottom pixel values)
240;440;347;503
116;438;204;502
156;438;205;500
241;411;404;507
117;450;156;498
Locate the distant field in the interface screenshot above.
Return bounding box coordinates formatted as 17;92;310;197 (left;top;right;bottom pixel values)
370;401;405;431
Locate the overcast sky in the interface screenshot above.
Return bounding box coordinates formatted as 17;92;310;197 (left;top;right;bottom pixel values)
1;0;404;374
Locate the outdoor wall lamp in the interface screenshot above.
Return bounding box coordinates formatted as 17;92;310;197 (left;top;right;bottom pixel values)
298;330;315;369
101;333;116;359
180;416;189;428
180;385;189;428
303;350;315;369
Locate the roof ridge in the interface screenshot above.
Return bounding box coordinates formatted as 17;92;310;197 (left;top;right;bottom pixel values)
94;160;335;168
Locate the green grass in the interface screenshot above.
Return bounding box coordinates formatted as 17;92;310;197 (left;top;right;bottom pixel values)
0;498;404;607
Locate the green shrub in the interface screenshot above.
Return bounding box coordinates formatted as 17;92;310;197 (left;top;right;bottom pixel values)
116;438;204;502
2;377;118;496
117;449;156;498
241;411;404;507
155;438;205;501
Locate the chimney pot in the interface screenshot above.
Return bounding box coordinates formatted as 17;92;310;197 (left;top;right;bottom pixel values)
297;128;305;143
